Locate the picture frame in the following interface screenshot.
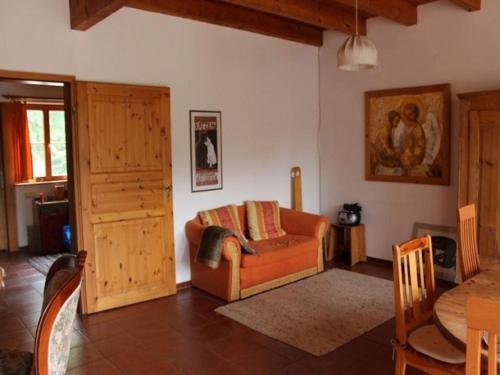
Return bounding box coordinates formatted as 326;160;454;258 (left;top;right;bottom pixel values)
190;110;222;192
365;84;451;185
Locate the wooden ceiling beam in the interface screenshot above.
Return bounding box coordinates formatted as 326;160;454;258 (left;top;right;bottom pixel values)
70;0;125;30
125;0;323;46
327;0;417;26
449;0;481;11
217;0;366;35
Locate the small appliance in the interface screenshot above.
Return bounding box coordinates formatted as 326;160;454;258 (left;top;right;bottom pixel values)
338;203;362;225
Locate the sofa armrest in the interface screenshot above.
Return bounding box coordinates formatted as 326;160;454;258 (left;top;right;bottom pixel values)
186;217;241;301
280;208;329;273
185;218;205;248
222;237;241;300
185;218;242;261
280;207;329;240
222;237;242;262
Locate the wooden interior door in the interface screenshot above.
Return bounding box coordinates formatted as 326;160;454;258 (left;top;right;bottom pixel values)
75;82;175;313
467;110;500;256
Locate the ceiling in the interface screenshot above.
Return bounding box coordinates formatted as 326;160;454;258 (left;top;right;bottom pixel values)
69;0;481;46
0;80;64;103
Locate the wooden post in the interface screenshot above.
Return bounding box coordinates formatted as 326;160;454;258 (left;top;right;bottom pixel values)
291;166;302;211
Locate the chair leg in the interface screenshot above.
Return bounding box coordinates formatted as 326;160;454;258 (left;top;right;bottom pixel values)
394;351;406;375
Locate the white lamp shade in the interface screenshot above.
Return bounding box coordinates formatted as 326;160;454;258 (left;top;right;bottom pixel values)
337;35;378;71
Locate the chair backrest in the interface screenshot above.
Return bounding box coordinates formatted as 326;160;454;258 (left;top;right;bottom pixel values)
34;251;87;375
466;296;500;375
392;235;436;345
458;204;481;281
0;266;5;288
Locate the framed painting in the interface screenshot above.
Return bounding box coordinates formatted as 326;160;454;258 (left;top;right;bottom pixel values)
365;84;451;185
190;110;222;192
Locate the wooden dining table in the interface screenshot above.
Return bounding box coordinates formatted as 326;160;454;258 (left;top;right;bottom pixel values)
434;256;500;360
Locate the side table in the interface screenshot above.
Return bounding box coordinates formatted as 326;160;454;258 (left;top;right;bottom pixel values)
326;223;366;266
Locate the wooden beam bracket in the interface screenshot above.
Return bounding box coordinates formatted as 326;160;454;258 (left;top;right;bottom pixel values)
218;0;366;35
125;0;323;46
330;0;418;26
70;0;126;30
450;0;481;11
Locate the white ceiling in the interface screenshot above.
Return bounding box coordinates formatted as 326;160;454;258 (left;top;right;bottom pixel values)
0;80;64;102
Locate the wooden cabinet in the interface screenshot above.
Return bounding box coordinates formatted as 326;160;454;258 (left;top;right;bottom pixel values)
327;224;366;266
458;90;500;256
30;200;69;254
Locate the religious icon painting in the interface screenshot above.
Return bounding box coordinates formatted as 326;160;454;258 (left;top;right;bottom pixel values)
365;84;451;185
190;110;222;192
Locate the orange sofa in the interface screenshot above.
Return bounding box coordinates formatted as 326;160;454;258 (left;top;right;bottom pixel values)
185;205;328;301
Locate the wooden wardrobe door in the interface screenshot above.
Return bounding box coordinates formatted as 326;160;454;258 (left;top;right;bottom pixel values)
75;82;175;313
466;109;500;256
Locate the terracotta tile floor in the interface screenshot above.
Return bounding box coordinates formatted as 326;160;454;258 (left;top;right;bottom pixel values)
0;252;445;374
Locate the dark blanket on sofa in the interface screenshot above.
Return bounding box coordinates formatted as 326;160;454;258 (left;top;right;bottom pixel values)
196;226;255;269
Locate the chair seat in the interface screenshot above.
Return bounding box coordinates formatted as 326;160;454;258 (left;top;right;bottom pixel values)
408;324;465;365
0;349;33;375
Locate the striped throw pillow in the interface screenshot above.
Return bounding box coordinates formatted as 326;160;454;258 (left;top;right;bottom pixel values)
199;204;245;239
245;201;286;241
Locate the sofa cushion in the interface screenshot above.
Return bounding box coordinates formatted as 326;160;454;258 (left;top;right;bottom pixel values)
241;235;318;268
240;250;317;290
245;201;286;241
199;204;245;239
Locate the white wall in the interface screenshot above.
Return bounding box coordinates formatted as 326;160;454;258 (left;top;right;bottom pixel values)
15;182;68;247
319;0;500;260
0;1;320;282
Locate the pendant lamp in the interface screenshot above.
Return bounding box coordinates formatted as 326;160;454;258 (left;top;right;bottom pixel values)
337;0;378;71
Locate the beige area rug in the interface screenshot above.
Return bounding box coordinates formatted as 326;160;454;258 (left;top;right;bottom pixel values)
215;268;394;356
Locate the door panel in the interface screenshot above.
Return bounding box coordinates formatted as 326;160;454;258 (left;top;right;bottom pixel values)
468;110;500;256
76;82;175;313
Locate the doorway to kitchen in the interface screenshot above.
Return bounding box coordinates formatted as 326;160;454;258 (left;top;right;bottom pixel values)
0;70;77;275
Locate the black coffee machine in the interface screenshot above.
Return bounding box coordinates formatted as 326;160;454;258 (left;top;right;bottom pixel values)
338;203;362;225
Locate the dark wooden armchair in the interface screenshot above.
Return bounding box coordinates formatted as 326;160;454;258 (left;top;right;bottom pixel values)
0;251;86;375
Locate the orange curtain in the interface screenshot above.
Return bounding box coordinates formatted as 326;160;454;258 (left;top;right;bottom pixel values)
1;102;33;182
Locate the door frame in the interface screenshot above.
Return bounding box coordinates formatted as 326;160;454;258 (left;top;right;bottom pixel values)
0;69;82;260
458;89;500;207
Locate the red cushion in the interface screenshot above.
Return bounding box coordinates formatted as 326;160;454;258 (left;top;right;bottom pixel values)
241;235;318;268
198;204;245;238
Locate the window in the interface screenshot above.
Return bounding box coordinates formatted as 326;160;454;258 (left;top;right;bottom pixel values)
26;105;67;180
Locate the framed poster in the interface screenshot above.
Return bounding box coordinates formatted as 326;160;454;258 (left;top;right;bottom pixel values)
365;84;451;185
190;110;222;192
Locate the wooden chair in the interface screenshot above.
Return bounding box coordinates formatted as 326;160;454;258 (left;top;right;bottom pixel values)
458;204;481;281
466;296;500;375
0;251;86;375
0;266;5;288
392;236;465;374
